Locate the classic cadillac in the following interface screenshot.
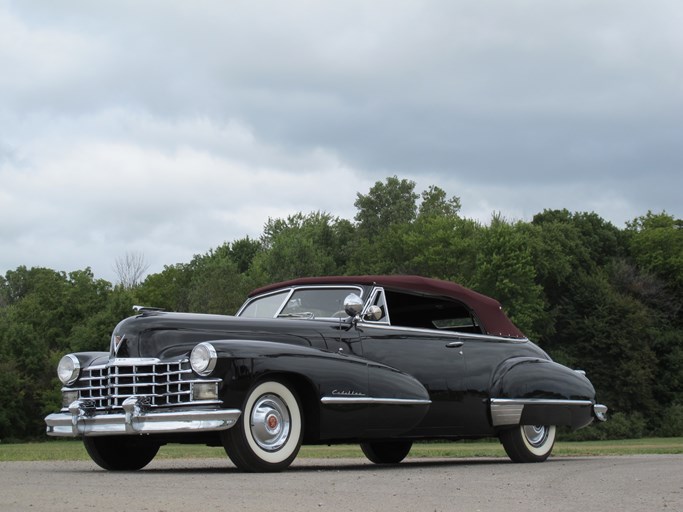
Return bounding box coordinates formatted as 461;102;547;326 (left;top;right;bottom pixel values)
45;275;606;472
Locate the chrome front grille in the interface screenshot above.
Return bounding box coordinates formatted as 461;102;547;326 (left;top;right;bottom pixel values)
74;359;194;410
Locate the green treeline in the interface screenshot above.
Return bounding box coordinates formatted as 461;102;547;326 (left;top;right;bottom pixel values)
1;177;681;441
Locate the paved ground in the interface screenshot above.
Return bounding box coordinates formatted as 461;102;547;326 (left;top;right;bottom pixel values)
1;455;681;511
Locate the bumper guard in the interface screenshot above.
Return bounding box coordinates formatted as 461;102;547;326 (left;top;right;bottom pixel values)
593;404;608;422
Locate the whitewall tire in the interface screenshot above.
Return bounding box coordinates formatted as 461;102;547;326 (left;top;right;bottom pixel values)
222;380;303;472
499;425;556;463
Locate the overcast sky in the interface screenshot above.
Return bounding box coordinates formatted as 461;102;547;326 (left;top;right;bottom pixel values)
1;1;681;283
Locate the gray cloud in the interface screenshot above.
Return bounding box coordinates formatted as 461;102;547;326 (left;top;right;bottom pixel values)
1;0;681;282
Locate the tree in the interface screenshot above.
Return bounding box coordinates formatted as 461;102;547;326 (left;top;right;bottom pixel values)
188;254;249;315
626;211;683;301
113;251;150;289
549;270;659;417
0;266;113;439
229;236;263;274
0;275;7;308
136;263;193;312
531;209;622;273
349;180;470;279
472;215;546;338
354;176;419;238
251;212;350;283
418;185;461;219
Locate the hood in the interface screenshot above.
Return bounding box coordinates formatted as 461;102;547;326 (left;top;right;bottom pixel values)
110;310;330;360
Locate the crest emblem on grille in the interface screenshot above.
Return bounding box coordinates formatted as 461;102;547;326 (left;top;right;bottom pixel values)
112;335;125;355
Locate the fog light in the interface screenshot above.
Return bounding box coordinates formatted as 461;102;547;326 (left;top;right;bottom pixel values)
193;382;218;401
62;390;79;408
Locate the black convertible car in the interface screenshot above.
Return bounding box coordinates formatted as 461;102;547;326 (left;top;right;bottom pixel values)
45;275;606;472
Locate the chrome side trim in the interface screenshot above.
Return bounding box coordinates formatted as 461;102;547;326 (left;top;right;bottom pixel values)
356;322;529;343
45;397;241;437
321;396;432;406
492;398;594;406
490;398;593;426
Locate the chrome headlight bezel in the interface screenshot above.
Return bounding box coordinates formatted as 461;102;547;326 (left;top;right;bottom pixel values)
57;354;80;385
190;342;217;376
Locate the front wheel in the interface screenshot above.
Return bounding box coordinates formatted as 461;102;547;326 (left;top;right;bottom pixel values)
360;440;413;464
222;380;303;472
83;436;159;471
499;425;556;463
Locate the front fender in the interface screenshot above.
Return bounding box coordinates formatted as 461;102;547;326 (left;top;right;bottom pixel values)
208;339;430;440
209;339;370;396
70;351;110;369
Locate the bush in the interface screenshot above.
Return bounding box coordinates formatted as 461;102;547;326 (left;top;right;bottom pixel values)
657;405;683;437
559;412;646;441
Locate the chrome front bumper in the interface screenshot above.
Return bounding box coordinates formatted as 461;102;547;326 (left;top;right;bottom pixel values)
45;397;241;437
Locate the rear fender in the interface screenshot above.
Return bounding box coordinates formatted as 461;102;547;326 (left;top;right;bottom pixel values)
489;357;597;430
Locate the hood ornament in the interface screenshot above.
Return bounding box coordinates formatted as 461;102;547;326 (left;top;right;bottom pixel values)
133;305;164;313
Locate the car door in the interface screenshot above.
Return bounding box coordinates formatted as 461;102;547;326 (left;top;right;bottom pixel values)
355;286;496;437
357;323;469;436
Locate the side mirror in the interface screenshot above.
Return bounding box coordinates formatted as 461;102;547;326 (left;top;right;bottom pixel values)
363;305;382;321
343;293;364;318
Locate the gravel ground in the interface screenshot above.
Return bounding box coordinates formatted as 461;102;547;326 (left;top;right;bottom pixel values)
1;455;682;512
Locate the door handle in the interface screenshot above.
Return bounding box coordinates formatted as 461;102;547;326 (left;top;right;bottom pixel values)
446;341;464;348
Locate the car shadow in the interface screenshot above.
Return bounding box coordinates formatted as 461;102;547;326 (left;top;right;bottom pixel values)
98;456;588;475
63;456;592;475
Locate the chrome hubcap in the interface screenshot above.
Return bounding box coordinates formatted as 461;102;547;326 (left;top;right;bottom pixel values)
522;425;548;447
250;394;291;452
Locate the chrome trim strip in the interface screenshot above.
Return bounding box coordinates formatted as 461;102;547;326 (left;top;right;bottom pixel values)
45;397;241;437
81;358;189;371
492;398;594;407
490;398;594;427
321;396;432;406
355;322;529;342
111;357;166;366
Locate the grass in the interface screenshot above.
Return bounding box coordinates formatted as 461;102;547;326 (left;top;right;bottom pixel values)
1;437;681;462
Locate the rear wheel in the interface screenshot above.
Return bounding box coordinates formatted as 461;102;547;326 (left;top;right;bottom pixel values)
360;440;413;464
222;380;303;472
83;436;159;471
499;425;556;463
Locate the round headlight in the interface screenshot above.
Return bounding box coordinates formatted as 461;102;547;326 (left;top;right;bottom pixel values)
57;354;80;385
190;342;217;376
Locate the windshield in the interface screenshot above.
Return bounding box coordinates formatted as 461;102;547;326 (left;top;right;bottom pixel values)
238;287;362;319
238;291;290;318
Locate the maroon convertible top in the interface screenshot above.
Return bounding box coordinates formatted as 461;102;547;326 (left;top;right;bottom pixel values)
249;275;525;339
